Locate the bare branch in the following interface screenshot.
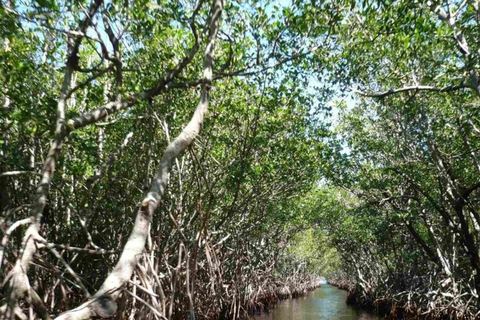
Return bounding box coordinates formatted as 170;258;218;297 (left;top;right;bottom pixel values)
453;0;469;18
0;171;37;178
66;66;114;99
123;289;166;320
215;44;321;78
37;242;116;255
0;218;32;271
35;238;92;298
353;83;470;98
428;2;480;96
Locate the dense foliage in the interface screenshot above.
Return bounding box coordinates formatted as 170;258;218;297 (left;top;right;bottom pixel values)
1;0;480;319
320;0;480;318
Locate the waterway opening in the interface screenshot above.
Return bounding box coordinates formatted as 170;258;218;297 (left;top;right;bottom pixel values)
253;284;380;320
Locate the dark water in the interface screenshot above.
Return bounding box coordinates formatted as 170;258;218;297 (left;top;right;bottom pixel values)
254;284;379;320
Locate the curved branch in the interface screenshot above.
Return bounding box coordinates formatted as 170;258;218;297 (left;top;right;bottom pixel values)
54;0;223;318
0;218;32;271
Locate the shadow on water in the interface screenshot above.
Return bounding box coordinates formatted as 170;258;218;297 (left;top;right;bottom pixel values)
253;284;380;320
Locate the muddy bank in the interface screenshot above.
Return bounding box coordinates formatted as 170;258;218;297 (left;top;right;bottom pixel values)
328;280;412;319
239;279;321;318
328;280;477;320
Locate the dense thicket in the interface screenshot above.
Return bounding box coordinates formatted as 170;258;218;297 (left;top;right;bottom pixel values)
2;0;480;319
319;1;480;318
0;0;332;319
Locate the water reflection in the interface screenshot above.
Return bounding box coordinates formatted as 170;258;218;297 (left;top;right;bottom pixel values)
254;284;379;320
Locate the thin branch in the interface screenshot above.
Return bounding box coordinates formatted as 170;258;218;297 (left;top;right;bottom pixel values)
37;243;116;255
3;7;99;42
353;83;470;98
123;289;165;320
0;218;32;271
127;280;159;298
215;44;321;78
66;66;114;99
0;171;37;178
453;0;469;18
36;238;92;298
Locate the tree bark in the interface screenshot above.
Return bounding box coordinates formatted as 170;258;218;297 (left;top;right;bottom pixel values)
54;1;223;319
0;2;103;318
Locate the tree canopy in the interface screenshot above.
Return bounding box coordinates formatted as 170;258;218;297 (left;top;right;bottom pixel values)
1;0;480;319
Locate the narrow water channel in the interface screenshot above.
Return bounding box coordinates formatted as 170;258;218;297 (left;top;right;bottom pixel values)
254;284;379;320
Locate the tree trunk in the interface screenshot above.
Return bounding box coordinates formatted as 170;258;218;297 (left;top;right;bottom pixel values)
54;1;223;319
